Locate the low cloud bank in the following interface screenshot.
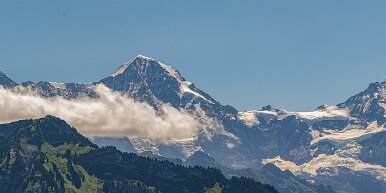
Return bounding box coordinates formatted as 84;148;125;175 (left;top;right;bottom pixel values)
0;85;199;140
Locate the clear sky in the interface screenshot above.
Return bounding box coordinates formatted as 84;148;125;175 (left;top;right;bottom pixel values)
1;0;386;111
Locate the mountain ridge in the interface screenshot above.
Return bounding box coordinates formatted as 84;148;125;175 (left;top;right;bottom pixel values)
1;55;386;193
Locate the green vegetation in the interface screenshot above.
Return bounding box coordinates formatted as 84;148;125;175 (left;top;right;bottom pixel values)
103;180;161;193
42;142;103;193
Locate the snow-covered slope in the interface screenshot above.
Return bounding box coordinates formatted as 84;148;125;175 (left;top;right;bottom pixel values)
238;105;349;125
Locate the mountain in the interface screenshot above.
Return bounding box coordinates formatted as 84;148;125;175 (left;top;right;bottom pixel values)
0;115;98;192
97;55;266;168
0;71;17;88
337;81;386;125
89;137;137;154
95;58;385;193
1;55;386;193
184;151;228;171
0;56;254;166
0;116;278;193
184;151;335;193
254;82;386;193
99;55;219;109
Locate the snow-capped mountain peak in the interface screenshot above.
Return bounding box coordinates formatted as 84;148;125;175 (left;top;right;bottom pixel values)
111;55;183;80
102;55;216;109
111;55;154;77
136;54;153;60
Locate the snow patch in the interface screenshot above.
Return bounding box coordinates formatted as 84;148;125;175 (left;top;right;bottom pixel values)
171;137;202;158
111;63;130;77
242;105;349;123
130;137;160;155
295;106;349;120
380;103;386;117
226;142;236;149
238;111;260;126
263;154;386;181
180;81;212;103
159;62;180;79
49;82;66;90
311;121;386;145
310;130;320;140
136;54;154;60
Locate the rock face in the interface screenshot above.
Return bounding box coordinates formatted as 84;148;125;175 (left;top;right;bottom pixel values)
1;55;386;193
359;131;386;167
0;71;17;88
337;81;386;125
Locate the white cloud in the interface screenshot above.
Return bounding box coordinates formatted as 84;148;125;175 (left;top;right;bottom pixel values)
0;85;199;140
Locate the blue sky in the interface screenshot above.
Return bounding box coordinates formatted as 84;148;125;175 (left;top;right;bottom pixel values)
1;0;386;111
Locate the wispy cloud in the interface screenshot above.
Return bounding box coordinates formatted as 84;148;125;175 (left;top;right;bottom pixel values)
0;85;199;140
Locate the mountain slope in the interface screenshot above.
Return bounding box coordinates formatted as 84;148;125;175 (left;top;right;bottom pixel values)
359;130;386;167
0;116;278;193
0;115;98;193
184;151;336;193
0;71;17;88
338;81;386;125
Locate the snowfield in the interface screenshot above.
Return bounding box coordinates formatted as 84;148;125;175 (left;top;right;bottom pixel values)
311;121;386;145
263;153;386;181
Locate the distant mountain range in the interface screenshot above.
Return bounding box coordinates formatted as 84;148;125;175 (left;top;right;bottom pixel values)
1;55;385;193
